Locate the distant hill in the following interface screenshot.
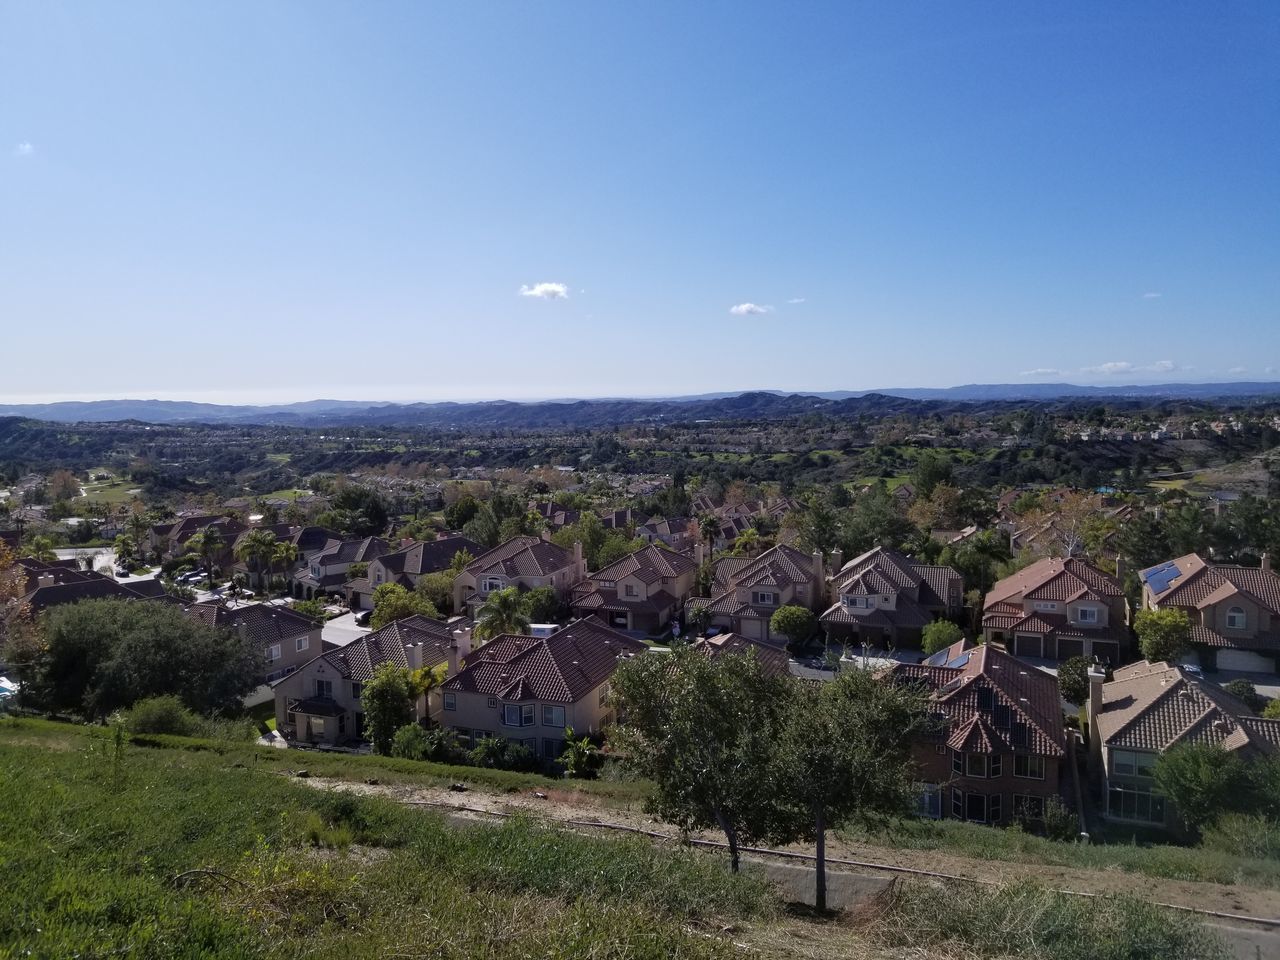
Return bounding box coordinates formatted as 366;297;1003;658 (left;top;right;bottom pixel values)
1;381;1277;428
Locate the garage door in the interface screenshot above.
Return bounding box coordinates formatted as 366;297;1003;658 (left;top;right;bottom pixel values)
1217;649;1275;673
1014;634;1043;658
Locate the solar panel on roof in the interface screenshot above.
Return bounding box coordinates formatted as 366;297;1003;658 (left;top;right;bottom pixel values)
1141;561;1181;595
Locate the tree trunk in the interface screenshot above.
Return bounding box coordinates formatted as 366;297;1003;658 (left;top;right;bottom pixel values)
814;804;827;912
714;809;741;872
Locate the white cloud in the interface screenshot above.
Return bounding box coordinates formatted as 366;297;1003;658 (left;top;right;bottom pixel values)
1083;361;1135;375
12;141;33;158
729;302;773;316
787;297;806;304
1147;359;1176;373
1019;368;1064;377
1228;366;1248;374
1142;292;1162;299
518;282;569;300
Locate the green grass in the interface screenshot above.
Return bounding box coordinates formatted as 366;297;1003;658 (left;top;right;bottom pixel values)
841;816;1280;889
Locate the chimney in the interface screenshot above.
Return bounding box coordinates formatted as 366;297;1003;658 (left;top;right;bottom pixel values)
1263;552;1272;574
694;541;705;568
812;549;825;585
37;573;54;588
1086;663;1106;781
573;540;584;576
540;527;552;542
1115;556;1126;582
831;547;843;574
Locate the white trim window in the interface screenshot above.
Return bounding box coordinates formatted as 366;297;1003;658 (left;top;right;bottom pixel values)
1033;601;1058;612
965;754;988;778
1108;785;1166;824
267;644;282;664
443;692;457;712
542;704;566;728
753;591;778;606
1111;749;1154;778
1075;606;1098;624
1226;606;1247;629
918;784;941;819
503;703;535;727
483;576;504;592
315;679;333;699
1014;755;1045;780
296;635;309;652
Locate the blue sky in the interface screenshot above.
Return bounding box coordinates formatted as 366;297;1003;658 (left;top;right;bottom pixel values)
2;2;1277;403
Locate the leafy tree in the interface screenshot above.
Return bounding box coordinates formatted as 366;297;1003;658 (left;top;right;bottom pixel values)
318;485;390;538
462;507;501;548
36;598;260;719
234;528;278;590
392;723;465;763
370;583;440;630
443;494;480;530
523;585;560;623
912;451;952;499
346;561;368;580
921;620;964;655
1134;607;1192;663
186;527;225;589
270;541;300;593
1264;698;1280;720
552;513;607;568
611;645;792;872
769;667;927;910
731;528;760;557
416;569;458;614
1154;743;1256;835
48;469;81;501
362;663;415;756
795;500;840;555
595;534;647;569
769;605;817;647
474;586;532;640
560;728;604;779
25;535;58;564
1057;656;1092;705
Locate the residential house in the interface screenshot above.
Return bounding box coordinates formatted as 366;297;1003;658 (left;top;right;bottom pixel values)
686;544;826;645
982;557;1129;663
184;600;322;684
452;536;585;617
883;642;1069;825
820;547;963;649
692;632;791;678
348;535;482;610
439;618;646;759
1139;554;1280;673
598;507;649;533
1088;661;1280;830
636;516;696;551
570;543;698;634
529;501;581;531
18;558;166;613
148;515;245;565
292;536;390;601
273;614;469;746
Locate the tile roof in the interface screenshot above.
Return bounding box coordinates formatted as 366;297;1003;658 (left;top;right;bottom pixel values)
693;632;791;678
587;543;696;584
464;536;576;579
883;645;1066;757
283;614;462;686
1141;553;1280;617
1096;661;1280;755
830;547;961;609
379;536;483;578
985;556;1124;609
443;618;646;703
185;601;317;648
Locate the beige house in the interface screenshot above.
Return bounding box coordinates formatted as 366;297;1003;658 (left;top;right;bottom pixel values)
452;536;585;617
272;614;471;746
347;535;482;609
439;618;646;760
184;600;322;684
570;543;698;634
820;547;963;649
692;632;791;678
1088;661;1280;830
982;557;1129;663
686;544;826;645
1139;553;1279;673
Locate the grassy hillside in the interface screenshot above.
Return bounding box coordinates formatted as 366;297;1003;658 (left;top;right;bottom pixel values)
0;718;1229;960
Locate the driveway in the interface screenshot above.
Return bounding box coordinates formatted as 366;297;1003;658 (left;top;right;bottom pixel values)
1209;669;1280;702
323;611;371;648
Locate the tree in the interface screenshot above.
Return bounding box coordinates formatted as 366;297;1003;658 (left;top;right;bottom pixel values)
1154;743;1256;835
731;528;760;557
1263;698;1280;720
1057;656;1091;705
1134;607;1191;663
270;541;299;594
921;620;964;655
48;469;81;502
291;598;327;624
912;452;952;499
770;668;927;911
361;663;415;756
560;728;604;779
36;598;261;719
611;645;791;872
234;528;278;591
522;585;560;623
186;527;225;589
113;534;138;569
769;605;817;648
370;583;440;631
443;494;481;530
473;586;532;640
0;542;39;703
25;535;57;564
1222;679;1266;714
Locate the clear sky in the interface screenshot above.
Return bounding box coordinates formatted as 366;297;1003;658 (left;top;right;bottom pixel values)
2;2;1277;404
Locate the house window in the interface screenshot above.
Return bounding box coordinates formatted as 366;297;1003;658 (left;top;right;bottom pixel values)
1014;755;1046;780
296;635;309;652
484;577;503;592
351;682;362;699
753;591;777;606
312;718;325;735
934;744;946;755
503;704;534;726
315;679;333;699
1013;795;1045;820
625;583;637;597
1226;606;1246;629
918;784;941;819
338;713;346;735
1033;601;1058;611
990;754;1002;777
1076;607;1098;624
543;738;566;759
267;644;282;663
964;792;988;822
1108;785;1166;824
286;711;297;725
952;751;964;775
599;684;610;707
989;794;1002;823
1111;750;1154;778
844;595;866;609
543;704;566;728
952;788;964;818
443;692;456;712
487;697;497;708
965;754;988;778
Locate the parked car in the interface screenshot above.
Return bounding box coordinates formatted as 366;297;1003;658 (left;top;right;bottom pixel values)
355;609;372;627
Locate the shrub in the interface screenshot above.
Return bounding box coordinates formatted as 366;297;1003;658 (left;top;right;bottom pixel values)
769;605;817;647
1133;608;1191;663
391;723;431;761
560;729;604;779
1222;679;1265;713
1057;656;1090;705
1265;698;1280;719
1042;796;1078;843
469;736;539;772
125;696;203;737
1201;813;1280;860
921;620;964;655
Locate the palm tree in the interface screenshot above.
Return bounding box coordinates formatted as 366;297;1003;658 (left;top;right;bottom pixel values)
187;526;225;589
26;535;57;564
473;587;531;640
234;528;278;591
113;534;137;569
270;541;299;597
